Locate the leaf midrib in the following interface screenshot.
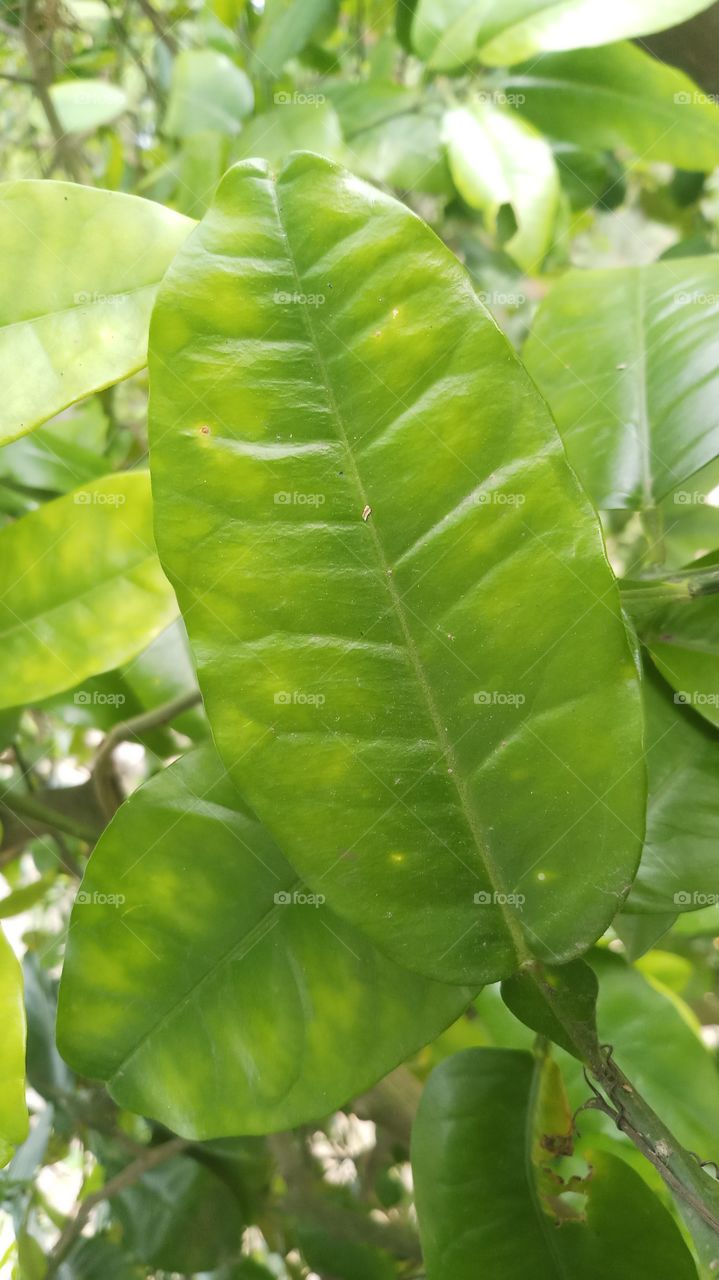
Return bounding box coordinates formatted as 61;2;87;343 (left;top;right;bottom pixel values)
273;171;530;966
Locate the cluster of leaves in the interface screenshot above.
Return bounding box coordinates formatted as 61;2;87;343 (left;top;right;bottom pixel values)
2;0;719;1277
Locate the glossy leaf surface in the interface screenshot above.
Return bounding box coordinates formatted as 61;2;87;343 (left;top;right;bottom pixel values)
57;745;474;1137
0;182;192;443
0;472;177;709
164;50;253;137
524;258;719;509
148;152;644;986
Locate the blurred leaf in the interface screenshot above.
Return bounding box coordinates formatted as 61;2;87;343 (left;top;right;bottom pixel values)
504;43;719;171
299;1225;398;1280
410;0;719;69
0;924;27;1168
443;102;559;270
0;182;191;443
58;745;475;1136
23;955;74;1103
46;80;127;134
164;50;253;137
252;0;338;79
524;257;719;509
103;1145;245;1270
0;472;177;709
233;100;344;164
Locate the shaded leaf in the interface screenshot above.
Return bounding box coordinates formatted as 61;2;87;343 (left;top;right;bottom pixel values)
0;924;27;1168
57;745;475;1136
412;1046;698;1279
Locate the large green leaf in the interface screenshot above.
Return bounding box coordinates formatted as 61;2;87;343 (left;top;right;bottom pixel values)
412;1047;698;1279
0;182;192;443
409;0;717;70
626;671;719;916
57;745;474;1137
0;472;177;709
503;43;719;172
0;924;28;1168
148;152;644;986
524;258;719;510
443;102;559;271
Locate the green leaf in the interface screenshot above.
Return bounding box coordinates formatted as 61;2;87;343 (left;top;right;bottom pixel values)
412;1047;699;1279
0;472;177;709
47;79;127;133
501;959;599;1062
148;152;644;986
233;101;344;165
640;554;719;730
252;0;338;79
105;1149;245;1270
57;745;474;1137
0;924;28;1168
504;43;719;172
164;50;253;137
0;181;192;443
443;102;559;271
411;0;718;70
523;257;719;509
567;951;719;1158
626;670;719;916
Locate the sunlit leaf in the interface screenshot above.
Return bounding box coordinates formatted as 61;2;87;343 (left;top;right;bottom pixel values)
148;152;644;986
